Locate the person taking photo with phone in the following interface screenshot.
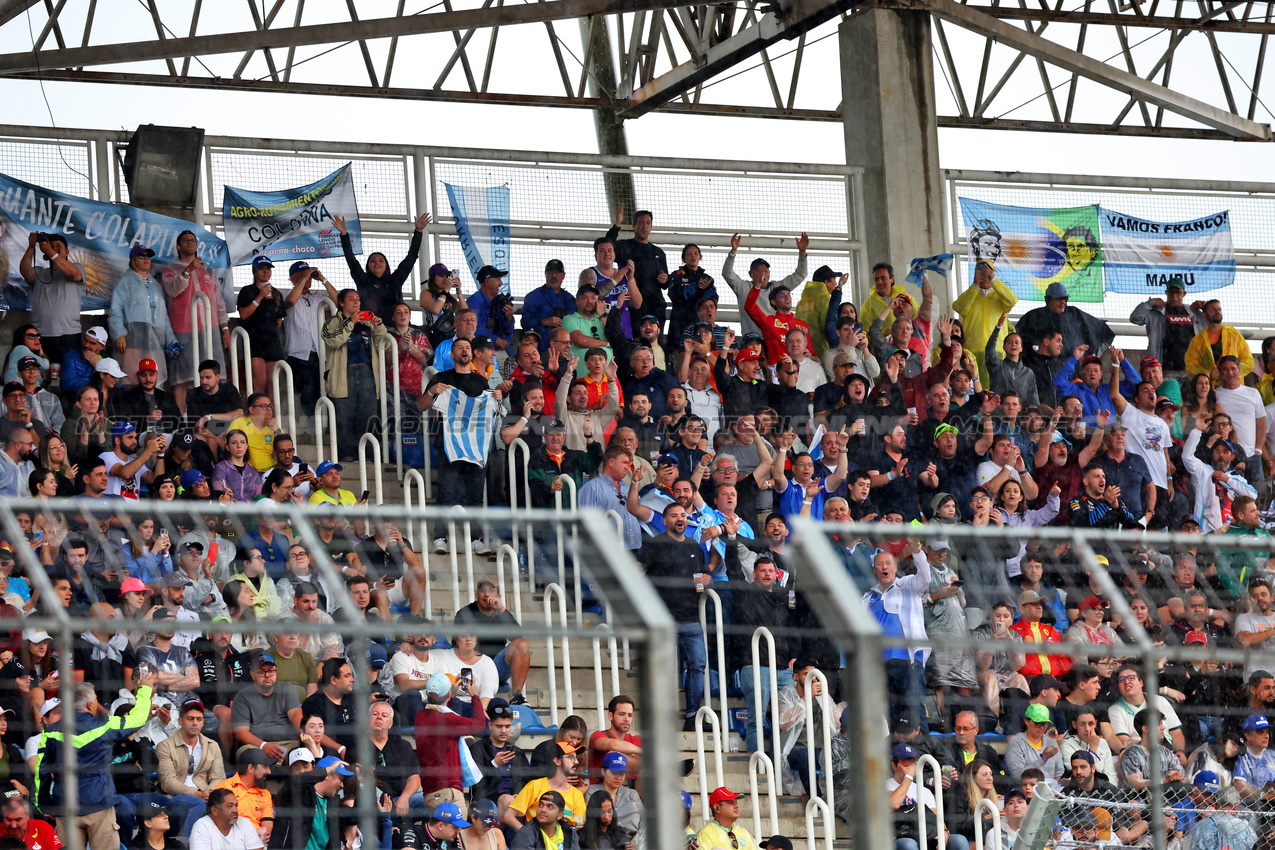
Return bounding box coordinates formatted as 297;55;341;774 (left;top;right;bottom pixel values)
322;289;388;463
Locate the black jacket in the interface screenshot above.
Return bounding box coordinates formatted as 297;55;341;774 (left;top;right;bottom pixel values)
724;539;795;674
512;820;582;850
114;385;182;433
714;357;769;420
341;229;423;325
268;767;337;850
468;737;532;804
934;739;1010;791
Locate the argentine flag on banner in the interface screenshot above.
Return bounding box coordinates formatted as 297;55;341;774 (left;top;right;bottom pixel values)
436;386;501;466
1099;208;1235;294
444;183;511;293
959;198;1104;302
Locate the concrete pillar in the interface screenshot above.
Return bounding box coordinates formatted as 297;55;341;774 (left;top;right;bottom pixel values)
840;11;948;312
579;16;636;214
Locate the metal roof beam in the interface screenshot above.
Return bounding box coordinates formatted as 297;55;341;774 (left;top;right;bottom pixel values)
0;0;688;74
888;1;1275;33
0;0;41;27
922;0;1272;139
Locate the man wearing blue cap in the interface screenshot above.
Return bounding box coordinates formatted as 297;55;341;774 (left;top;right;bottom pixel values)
307;459;357;507
231;651;302;765
1186;785;1257;850
1016;281;1115;371
1235;714;1275;802
587;752;644;848
103;419;163;498
888;743;965;850
403;800;472;850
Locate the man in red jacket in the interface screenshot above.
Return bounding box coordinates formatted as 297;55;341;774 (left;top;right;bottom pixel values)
414;671;486;810
1010;590;1072;679
743;267;813;366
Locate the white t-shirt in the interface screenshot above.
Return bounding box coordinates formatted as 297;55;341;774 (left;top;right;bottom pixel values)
1215;385;1267;455
976;460;1021;487
433;652;499;704
189;815;265;850
284;290;325;360
886;776;935;810
101;449;144;497
1108;694;1181;742
378;647;451;700
1119;406;1171;488
1236;611;1275;680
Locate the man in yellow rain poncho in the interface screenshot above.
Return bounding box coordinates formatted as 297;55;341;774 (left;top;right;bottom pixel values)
859;262;916;336
795;265;843;358
953;259;1018;385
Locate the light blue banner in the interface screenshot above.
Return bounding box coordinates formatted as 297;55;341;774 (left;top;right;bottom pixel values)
1099;208;1236;294
222;163;361;266
0;171;230;311
444;183;510;293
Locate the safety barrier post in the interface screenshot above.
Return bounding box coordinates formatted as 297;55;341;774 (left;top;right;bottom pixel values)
591;621;621;731
508;438;531;565
544;582;574;727
495;544;523;624
317;297;336;401
974;797;1003;850
804;798;835;850
802;667;836;845
358;433;384;505
752;626;783;803
749;752;780;841
604;510;625;542
229;326;253;396
314;397;338;465
272;359;297;440
695;706;726;823
699;588;729;751
446;506;475;613
190;291;214;368
916;754;945;849
377;334;400;474
554;475;580;619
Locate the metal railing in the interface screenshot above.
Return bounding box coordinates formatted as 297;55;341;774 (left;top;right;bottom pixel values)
695;705;726;824
801;667;836;850
190;291;214;370
447;506;477;614
495;543;524;624
974;798;1003;850
750;626;782;838
228;326;252;396
543;581;574;727
374;333;398;473
314;396;338;465
592;622;621;732
316;297;336;401
272;359;297;439
358;433;384;505
699;588;729;767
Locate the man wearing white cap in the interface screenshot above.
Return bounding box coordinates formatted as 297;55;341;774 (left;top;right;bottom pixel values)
59;325;110;400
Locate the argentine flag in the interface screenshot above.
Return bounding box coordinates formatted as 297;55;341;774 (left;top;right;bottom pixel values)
436;386;501;466
1099;208;1235;294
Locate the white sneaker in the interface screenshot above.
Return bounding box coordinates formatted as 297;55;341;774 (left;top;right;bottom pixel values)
433;537;448;553
471;539;490;555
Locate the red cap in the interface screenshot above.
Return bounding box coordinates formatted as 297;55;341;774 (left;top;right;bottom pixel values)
1080;355;1103;368
1184;630;1209;645
735;349;760;363
709;787;743;808
1140;355;1161;370
137;358;158;374
1079;594;1108;611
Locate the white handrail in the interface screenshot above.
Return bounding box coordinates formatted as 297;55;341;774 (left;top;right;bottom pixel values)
553;475;579;511
229;326;253;396
314;397;338;465
358;433;384;505
603;510;625;542
752;626;783;795
603;601;622;695
749;751;781;842
316;297;336;401
508;438;531;562
495;544;523;624
974;797;1003;850
804;797;835;850
190;291;214;369
591;622;621;732
695;706;726;824
699;588;729;760
272;359;297;440
802;667;836;832
403;470;428;550
376;333;400;475
553;475;580;621
916;754;945;850
543;582;573;728
447;506;475;614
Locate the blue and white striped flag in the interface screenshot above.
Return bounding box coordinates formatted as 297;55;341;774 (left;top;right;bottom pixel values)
436;386;501;465
906;253;955;286
444;183;511;293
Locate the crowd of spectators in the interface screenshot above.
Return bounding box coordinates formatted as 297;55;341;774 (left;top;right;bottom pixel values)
2;209;1274;850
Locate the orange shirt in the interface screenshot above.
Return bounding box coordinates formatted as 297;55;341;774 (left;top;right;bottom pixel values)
215;773;275;826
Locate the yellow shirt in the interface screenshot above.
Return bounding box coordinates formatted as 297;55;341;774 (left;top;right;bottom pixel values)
696;820;760;850
227;416;276;472
511;778;586;828
308;487;356;507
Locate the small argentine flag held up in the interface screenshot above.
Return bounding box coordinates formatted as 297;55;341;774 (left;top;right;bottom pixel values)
436;386;501;466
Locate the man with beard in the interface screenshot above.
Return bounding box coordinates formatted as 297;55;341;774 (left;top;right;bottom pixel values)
423;337;503;508
1015;282;1114;372
162;229;230;412
115;358;181;433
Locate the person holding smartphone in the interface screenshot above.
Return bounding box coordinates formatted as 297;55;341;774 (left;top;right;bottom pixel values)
321;288;387;463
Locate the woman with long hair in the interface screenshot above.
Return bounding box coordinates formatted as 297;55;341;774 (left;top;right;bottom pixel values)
108;245;177;384
27;468;67;566
580;791;631;850
220;579;261;652
333;211;429;324
19;629;57;725
38;434;77;495
1178;372;1223;439
89;359;123;420
388;300;433;399
123;516;172;586
228;547;281;620
212;430;263;502
666;244;716;347
60;385;109;466
996;478;1060;574
1195;411;1239;466
2;323;48;384
260;468;302;506
944;760;1001;845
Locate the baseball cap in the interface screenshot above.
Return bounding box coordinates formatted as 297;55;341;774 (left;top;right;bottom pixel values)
16;356;39;371
1166;275;1187;291
1139;356;1161;370
925;538;951;552
1017;590;1046;606
431;801;472;828
178;469;207;490
137;358;159;374
85;326;108;344
577;282;600;296
475;265;507;282
137;801;169;820
545;259;565;274
555;741;581;755
316;754;356;776
160;573;189;590
763;837;795;850
129;245;156;259
749;258;770;270
1156;396;1181;411
470;799;499;827
1051;431;1068;444
252;652;276;670
1194;770;1222;793
181;538;206;553
1244;714;1270;731
39;697;60;716
1070;750;1096;765
891;743;918;761
709;786;744;808
425;672;453;698
1045;283;1068;299
1080;355;1103;368
21;628;51;643
315;459;343;476
543;419;566;434
1185;630;1209;645
1024;703;1052;723
811;265;839;282
238;747;274;768
95;357;127;378
639;314;660;326
735;349;760;363
0;382;22;398
180;698;206;714
486;698;514;721
601;752;629;773
251;255;274;269
173;431;196;450
656;453;680;469
1079;595;1107;611
289;261;312;276
289;747;317;766
1004;788;1027;803
428;263;450;278
1030;674;1063;697
538;790;566;811
119;577;150;595
681;791;693;810
471;335;497;352
111;421;136;439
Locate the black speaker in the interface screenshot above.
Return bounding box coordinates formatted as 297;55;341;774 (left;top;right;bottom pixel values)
122;124;205;211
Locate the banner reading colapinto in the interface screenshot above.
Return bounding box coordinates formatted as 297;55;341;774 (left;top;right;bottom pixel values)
222;163;361;266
